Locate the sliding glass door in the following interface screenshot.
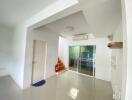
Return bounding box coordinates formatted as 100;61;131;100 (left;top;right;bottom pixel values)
78;46;96;76
69;45;96;76
69;46;80;71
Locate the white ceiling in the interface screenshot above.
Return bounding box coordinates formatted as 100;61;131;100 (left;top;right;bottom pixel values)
43;11;90;38
40;0;122;38
82;0;122;37
0;0;122;38
0;0;57;28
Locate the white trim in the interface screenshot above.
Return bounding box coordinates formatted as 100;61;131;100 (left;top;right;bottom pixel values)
44;42;47;79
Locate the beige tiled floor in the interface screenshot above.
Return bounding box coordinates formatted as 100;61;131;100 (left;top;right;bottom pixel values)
0;71;113;100
69;67;94;76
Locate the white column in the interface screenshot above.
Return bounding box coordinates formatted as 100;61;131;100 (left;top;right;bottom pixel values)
121;0;132;100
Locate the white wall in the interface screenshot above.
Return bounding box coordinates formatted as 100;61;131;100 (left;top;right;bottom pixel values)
9;25;27;88
59;37;111;81
23;28;59;88
8;0;78;88
0;26;14;76
110;23;123;99
58;37;72;68
0;25;27;89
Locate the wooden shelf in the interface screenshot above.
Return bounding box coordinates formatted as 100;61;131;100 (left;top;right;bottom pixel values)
108;42;123;49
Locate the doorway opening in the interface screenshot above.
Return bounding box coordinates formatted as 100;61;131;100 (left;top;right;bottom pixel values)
32;40;47;84
69;45;96;76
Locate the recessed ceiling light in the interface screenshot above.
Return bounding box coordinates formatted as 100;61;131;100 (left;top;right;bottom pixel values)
73;33;87;36
66;26;74;31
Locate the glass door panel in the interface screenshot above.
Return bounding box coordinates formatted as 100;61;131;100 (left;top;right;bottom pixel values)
69;46;80;71
69;45;96;76
78;46;96;76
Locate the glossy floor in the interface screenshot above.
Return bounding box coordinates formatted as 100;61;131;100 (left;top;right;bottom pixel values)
0;71;113;100
69;67;94;76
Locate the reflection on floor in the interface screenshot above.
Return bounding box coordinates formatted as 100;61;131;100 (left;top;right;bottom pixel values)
0;71;113;100
69;67;77;71
69;67;93;76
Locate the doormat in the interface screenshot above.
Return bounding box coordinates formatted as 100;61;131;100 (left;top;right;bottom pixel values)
32;80;46;87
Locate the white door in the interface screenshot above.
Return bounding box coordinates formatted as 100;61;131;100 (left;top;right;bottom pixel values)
32;40;47;84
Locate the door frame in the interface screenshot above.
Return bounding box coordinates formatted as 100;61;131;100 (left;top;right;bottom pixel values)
31;40;47;84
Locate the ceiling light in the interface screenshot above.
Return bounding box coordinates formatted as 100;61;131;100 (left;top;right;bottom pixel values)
66;26;74;31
